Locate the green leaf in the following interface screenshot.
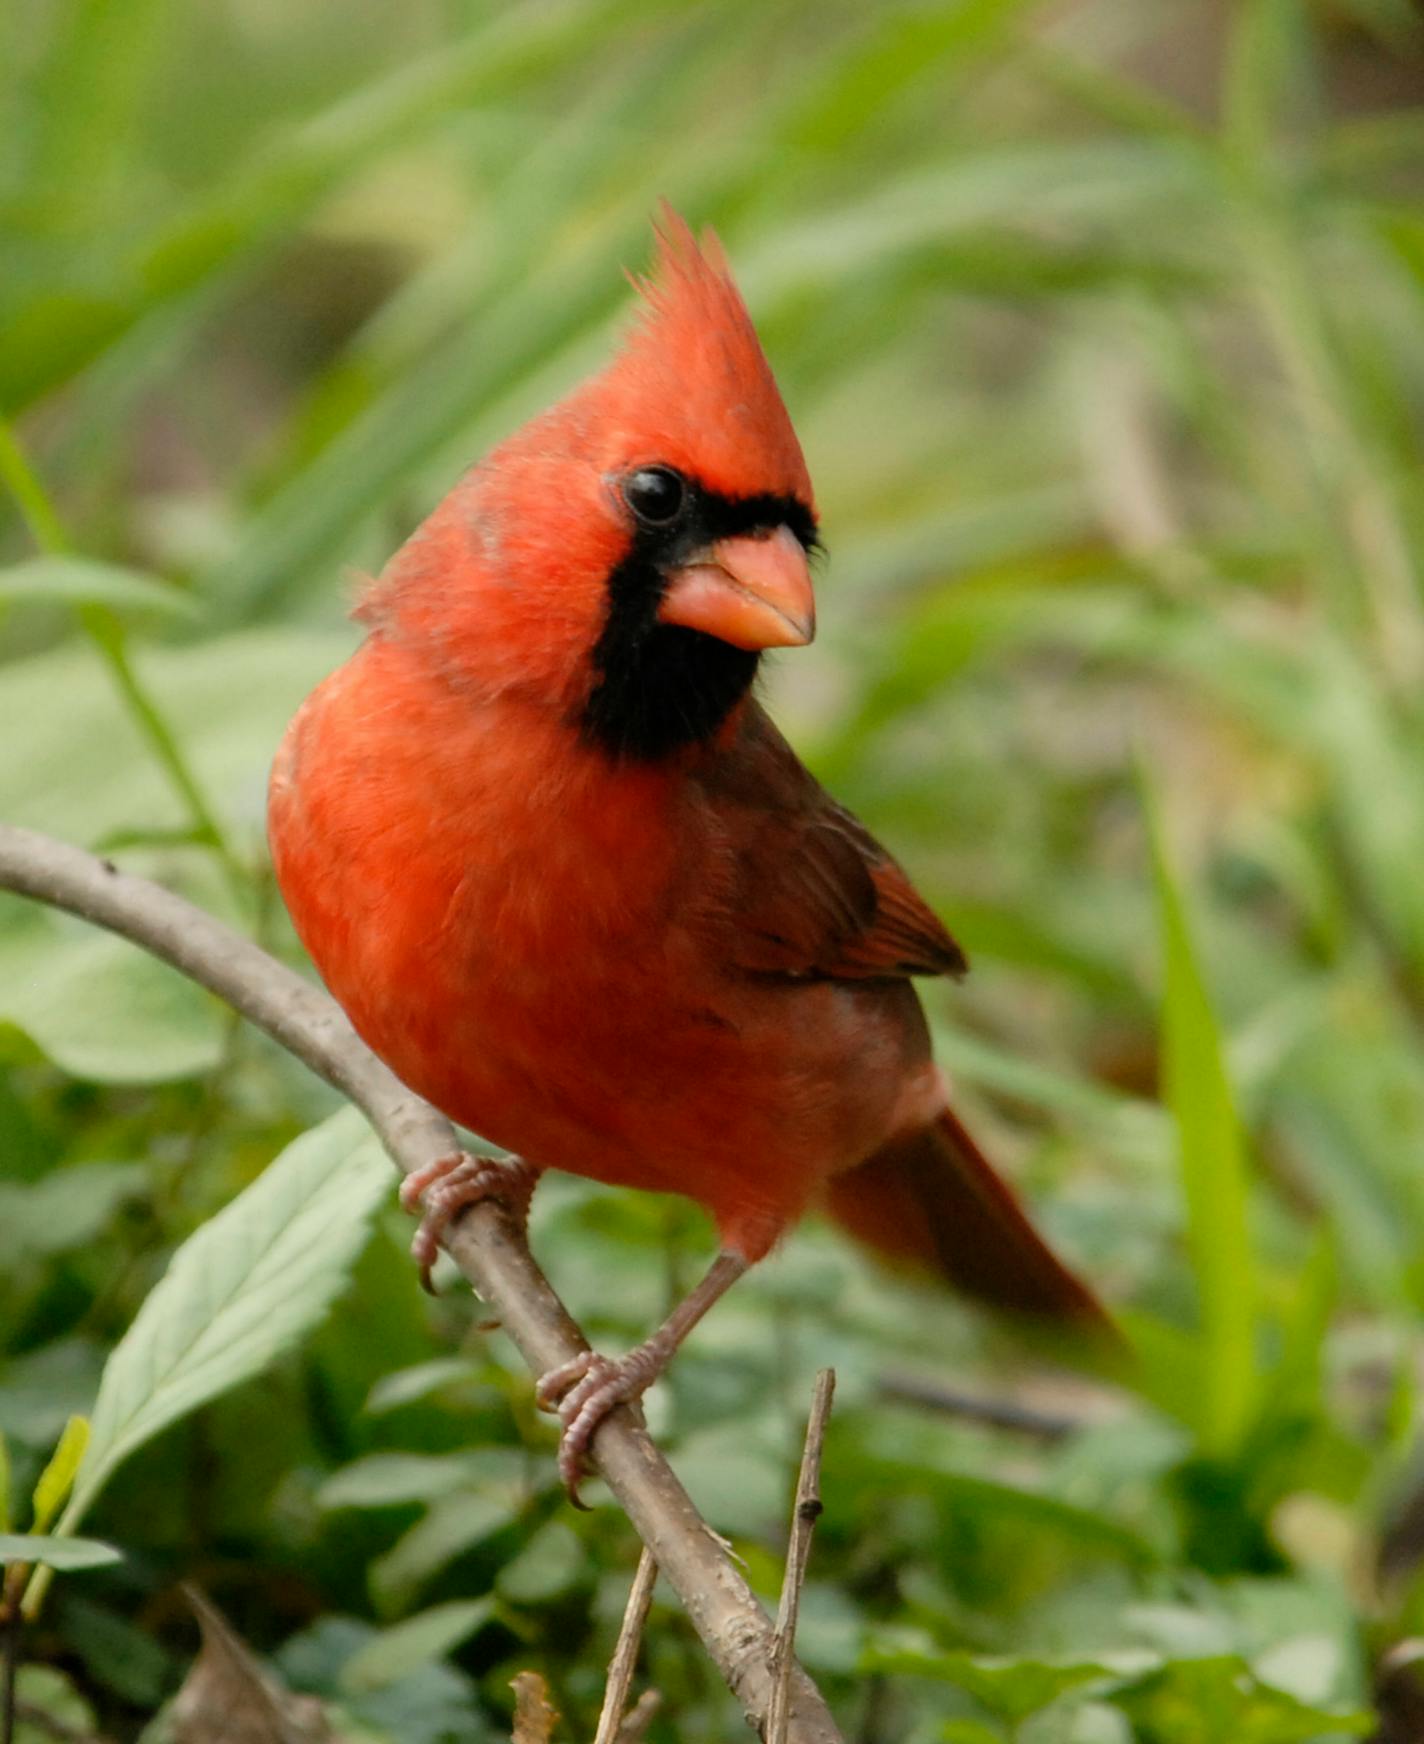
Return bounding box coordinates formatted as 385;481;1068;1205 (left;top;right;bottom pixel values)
0;1343;105;1449
58;1107;390;1533
1143;777;1258;1455
0;626;353;847
13;1666;98;1743
939;1725;1004;1744
360;1353;484;1409
858;1455;1159;1566
371;1491;518;1613
317;1453;486;1512
495;1520;586;1605
30;1416;89;1532
0;1533;122;1571
340;1599;494;1694
1110;1655;1370;1743
0;900;224;1084
58;1592;172;1706
861;1643;1118;1726
1222;0;1321;181
0;557;197;617
0;1163;148;1263
363;1358;481;1415
0;1429;9;1533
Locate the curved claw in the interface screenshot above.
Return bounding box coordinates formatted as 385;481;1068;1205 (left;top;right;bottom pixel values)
400;1151;537;1291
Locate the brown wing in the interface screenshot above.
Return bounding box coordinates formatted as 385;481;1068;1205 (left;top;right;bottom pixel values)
698;704;966;981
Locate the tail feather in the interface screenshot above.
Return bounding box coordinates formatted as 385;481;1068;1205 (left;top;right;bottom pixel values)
824;1105;1106;1325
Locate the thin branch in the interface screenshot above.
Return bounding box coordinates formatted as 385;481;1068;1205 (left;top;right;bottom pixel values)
0;825;841;1744
768;1368;836;1744
1;1610;17;1744
878;1372;1082;1440
614;1689;661;1741
593;1548;658;1744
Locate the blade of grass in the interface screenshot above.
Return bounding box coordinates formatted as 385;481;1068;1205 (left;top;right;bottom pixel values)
1142;770;1259;1456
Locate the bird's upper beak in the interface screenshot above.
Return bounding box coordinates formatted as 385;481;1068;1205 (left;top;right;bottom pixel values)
657;524;815;650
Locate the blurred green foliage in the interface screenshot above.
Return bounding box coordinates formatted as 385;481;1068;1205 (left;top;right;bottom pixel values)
3;0;1424;1737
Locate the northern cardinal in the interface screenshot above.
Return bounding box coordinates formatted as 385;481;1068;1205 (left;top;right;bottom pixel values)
269;210;1105;1496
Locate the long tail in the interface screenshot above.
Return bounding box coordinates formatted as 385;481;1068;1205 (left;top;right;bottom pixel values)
823;1105;1106;1325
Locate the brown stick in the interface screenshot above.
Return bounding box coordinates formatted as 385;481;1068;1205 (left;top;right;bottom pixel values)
593;1548;658;1744
0;824;842;1744
768;1368;836;1744
613;1688;661;1741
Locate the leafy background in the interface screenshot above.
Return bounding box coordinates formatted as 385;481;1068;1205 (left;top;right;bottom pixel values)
3;0;1424;1738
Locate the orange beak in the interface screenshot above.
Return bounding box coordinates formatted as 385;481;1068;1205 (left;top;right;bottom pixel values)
657;525;815;651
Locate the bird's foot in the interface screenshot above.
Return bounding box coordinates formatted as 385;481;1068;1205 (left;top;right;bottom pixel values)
535;1338;672;1505
400;1151;537;1292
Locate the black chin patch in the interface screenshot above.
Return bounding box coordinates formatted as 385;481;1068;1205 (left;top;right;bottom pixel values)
581;486;818;762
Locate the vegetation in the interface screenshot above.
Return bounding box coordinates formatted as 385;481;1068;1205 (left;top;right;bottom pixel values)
3;1;1424;1737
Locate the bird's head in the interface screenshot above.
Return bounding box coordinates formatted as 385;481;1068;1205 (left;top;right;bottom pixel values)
364;208;819;760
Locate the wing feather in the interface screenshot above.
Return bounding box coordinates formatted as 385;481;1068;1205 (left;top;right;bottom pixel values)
699;706;967;982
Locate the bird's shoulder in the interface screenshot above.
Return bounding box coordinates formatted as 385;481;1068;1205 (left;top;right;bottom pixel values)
693;703;967;982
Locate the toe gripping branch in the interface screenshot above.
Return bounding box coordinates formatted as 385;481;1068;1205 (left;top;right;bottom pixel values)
402;1155;749;1509
536;1250;749;1505
400;1150;539;1291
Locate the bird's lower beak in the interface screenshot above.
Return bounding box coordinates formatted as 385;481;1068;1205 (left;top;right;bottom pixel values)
657;525;815;650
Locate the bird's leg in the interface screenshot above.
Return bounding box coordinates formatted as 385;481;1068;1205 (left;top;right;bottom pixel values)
400;1151;539;1291
536;1249;749;1503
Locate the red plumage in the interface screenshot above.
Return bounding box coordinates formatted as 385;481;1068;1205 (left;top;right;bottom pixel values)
270;210;1105;1490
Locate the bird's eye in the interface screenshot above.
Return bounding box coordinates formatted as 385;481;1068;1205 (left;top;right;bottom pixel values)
622;466;686;527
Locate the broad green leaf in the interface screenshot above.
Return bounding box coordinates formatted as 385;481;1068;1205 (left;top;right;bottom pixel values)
0;627;354;846
0;1429;9;1532
1143;779;1258;1454
340;1599;494;1694
939;1724;1005;1744
1111;1655;1370;1743
0;1163;148;1262
0;901;224;1084
495;1520;585;1605
14;1666;99;1744
0;1533;121;1571
30;1416;88;1532
860;1643;1119;1725
857;1453;1159;1565
318;1453;487;1512
363;1358;481;1415
371;1491;518;1613
58;1107;390;1532
0;557;197;617
0;1342;106;1448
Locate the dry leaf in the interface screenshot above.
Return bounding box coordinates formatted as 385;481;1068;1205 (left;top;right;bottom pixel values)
172;1586;331;1744
510;1669;559;1743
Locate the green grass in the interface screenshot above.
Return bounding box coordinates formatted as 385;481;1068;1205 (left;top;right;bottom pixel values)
3;1;1424;1738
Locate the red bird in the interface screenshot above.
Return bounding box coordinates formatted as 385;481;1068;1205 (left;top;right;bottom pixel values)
269;211;1105;1494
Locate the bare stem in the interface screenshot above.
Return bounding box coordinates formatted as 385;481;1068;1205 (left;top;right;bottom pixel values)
1;1607;18;1744
0;825;842;1744
879;1373;1082;1440
593;1548;658;1744
768;1368;836;1744
614;1689;662;1741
